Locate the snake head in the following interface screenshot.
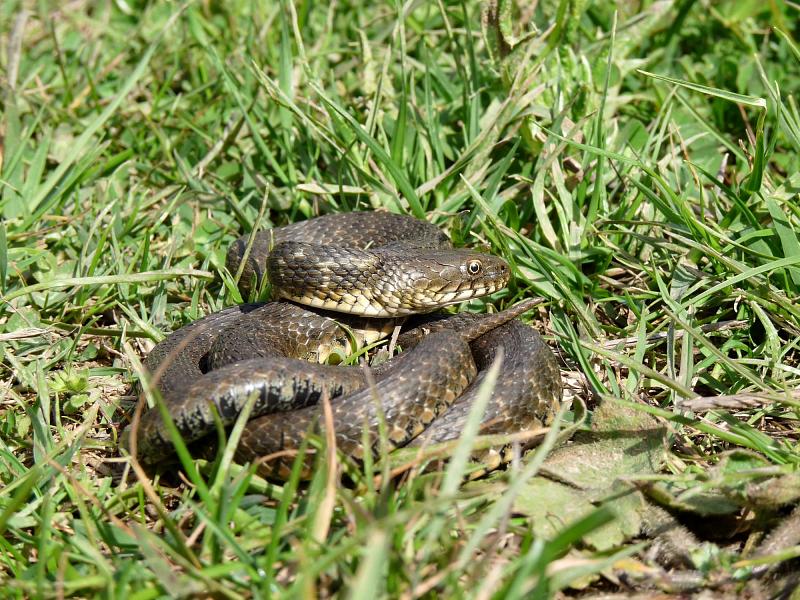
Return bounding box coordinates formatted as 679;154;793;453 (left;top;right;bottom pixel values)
387;249;511;314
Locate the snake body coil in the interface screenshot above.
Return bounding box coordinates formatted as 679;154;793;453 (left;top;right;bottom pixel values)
127;212;562;476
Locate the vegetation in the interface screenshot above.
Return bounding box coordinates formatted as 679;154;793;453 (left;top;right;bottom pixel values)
1;0;799;596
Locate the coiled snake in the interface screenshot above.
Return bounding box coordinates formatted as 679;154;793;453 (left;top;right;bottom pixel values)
125;212;562;477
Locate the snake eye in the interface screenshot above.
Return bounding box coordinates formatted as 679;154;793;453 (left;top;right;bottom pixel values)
467;260;482;275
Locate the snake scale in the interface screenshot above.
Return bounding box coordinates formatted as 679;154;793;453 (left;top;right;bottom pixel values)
125;212;562;477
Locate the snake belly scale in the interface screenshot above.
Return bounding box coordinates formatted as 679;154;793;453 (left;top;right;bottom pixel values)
126;212;562;476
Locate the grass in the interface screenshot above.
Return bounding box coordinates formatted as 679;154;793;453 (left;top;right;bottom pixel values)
2;0;800;597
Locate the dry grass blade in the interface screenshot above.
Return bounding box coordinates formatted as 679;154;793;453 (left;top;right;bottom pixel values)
311;388;339;544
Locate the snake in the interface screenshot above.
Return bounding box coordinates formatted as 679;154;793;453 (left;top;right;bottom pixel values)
124;212;562;477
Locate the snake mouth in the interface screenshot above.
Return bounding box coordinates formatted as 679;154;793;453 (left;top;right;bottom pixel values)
432;282;504;307
286;278;507;317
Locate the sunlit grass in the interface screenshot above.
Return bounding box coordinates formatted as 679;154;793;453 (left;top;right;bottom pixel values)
1;0;799;596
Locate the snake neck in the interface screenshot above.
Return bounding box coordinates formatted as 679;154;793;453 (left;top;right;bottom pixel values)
266;241;510;317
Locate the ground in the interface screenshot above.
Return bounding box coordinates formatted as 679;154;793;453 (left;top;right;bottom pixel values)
1;1;800;597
